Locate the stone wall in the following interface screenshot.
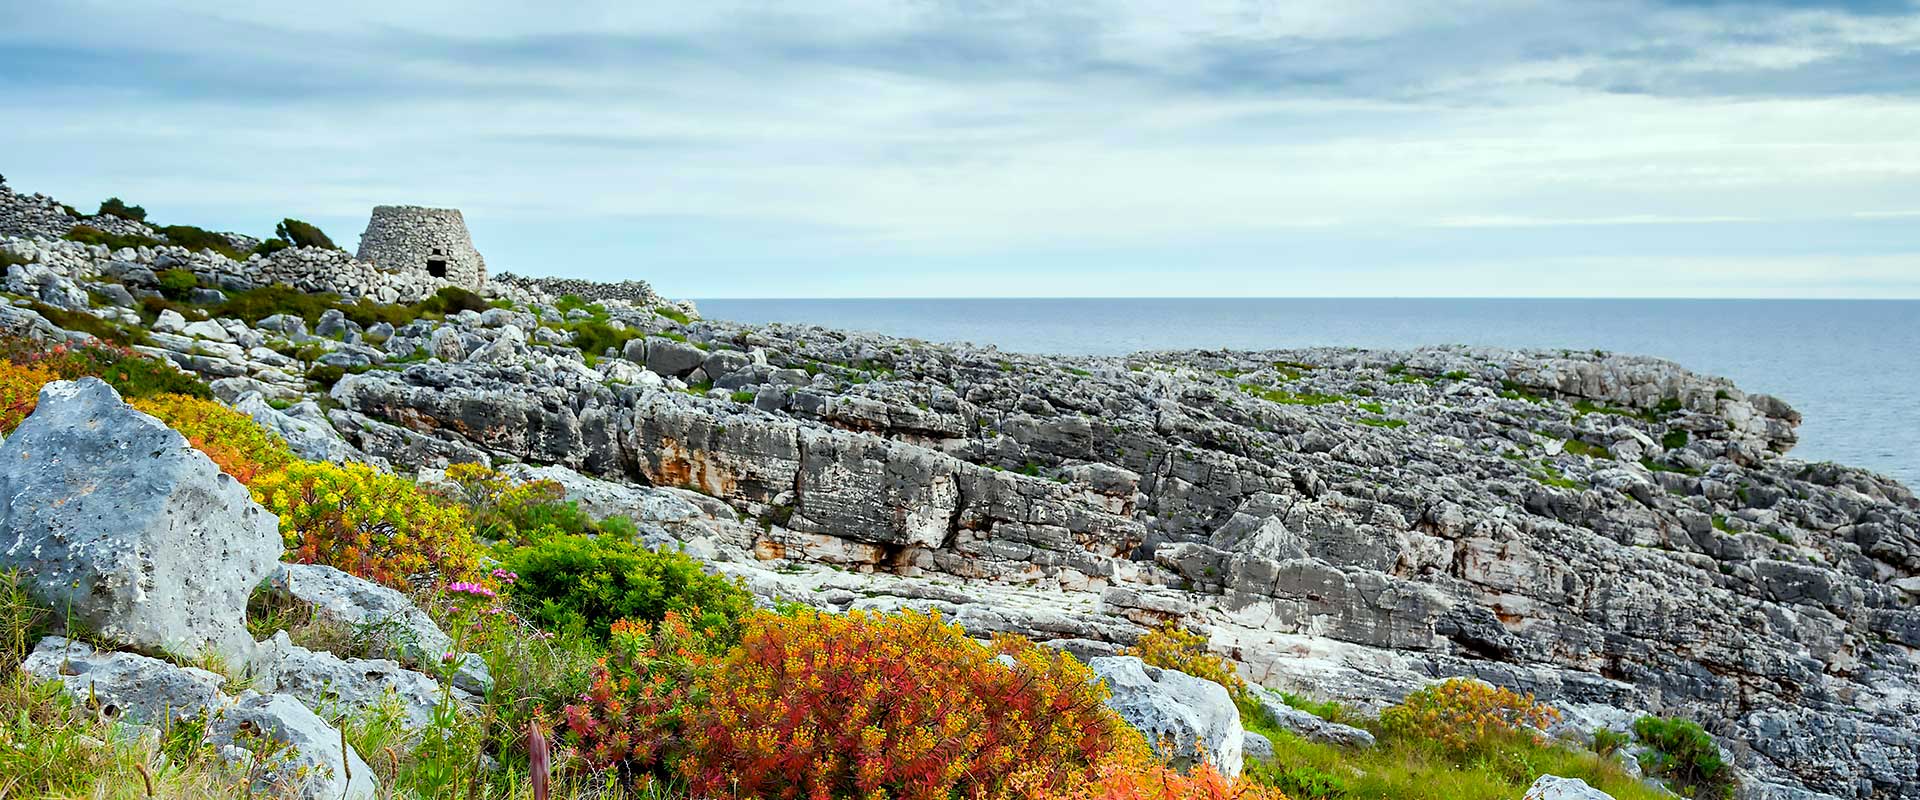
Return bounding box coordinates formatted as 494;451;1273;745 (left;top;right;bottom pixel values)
356;206;486;292
0;180;156;242
492;273;697;318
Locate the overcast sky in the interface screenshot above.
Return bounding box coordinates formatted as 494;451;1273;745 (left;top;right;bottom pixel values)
3;1;1917;298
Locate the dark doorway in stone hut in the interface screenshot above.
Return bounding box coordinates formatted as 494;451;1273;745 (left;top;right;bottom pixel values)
426;248;448;278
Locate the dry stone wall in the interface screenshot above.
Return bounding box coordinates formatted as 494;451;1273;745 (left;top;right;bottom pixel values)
0;179;156;241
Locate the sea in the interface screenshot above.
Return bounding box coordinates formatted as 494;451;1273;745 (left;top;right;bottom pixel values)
695;299;1920;490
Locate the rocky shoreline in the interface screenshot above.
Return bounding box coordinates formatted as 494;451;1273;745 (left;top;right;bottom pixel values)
1;179;1916;799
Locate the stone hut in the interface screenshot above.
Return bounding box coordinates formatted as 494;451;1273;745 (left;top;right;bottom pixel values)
355;206;486;291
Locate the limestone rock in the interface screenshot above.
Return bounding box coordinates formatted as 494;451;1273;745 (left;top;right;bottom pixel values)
1524;775;1616;800
1088;656;1244;777
207;691;377;800
252;632;448;730
265;563;492;696
0;379;281;661
1249;687;1377;748
20;636;228;724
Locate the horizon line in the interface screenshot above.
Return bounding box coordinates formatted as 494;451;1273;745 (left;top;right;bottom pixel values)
686;295;1920;302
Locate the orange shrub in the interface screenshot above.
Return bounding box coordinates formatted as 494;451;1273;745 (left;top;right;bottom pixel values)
1378;678;1560;758
130;393;295;484
1032;758;1292;800
252;461;482;589
1125;623;1248;701
0;360;59;432
680;609;1145;800
563;613;721;783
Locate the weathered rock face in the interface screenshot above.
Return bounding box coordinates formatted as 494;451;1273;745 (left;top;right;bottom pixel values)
1248;687;1375;749
1089;655;1245;777
252;632;451;731
0;379;282;661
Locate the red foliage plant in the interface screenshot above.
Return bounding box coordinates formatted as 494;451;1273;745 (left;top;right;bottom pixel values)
678;609;1145;800
563;613;719;785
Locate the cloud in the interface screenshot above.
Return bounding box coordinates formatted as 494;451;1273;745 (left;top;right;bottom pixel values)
0;0;1916;297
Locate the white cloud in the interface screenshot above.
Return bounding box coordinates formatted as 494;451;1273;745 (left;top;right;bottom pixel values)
1;0;1916;296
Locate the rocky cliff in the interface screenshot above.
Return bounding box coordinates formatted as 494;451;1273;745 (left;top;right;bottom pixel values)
2;188;1917;798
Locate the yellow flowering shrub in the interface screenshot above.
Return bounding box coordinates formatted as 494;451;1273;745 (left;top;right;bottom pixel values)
130;393;295;484
441;462;590;544
252;461;482;589
1379;678;1561;759
1125;622;1249;701
0;360;59;433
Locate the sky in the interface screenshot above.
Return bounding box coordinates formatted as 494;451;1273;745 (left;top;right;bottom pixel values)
2;1;1918;298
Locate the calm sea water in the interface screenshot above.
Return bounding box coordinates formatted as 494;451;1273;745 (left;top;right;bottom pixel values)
696;299;1920;488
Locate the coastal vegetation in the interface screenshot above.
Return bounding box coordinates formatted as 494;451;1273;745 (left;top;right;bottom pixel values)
0;321;1691;800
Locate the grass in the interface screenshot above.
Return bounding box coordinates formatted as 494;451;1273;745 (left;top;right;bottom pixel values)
0;571;251;799
1532;461;1584;490
1242;384;1345;406
1561;439;1610;459
1242;701;1668;800
1498;381;1548;404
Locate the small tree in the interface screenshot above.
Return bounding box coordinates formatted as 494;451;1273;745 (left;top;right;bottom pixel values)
275;218;338;251
96;197;147;222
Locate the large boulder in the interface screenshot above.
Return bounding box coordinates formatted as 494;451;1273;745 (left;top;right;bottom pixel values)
207;691;378;800
20;636;228;725
0;378;282;661
1088;655;1244;777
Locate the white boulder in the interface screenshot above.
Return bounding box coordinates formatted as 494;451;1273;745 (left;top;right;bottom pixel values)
0;379;282;661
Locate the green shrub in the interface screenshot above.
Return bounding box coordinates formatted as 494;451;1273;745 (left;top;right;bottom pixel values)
341;298;420;329
208;284;336;323
95;197;146;221
654;305;690;324
502;533;753;643
156;225;245;260
157;268;200;300
565;320;641;362
1661;429;1690;450
275;218;338;250
63;224;165;251
415;286;491;316
0;249;27;269
252;237;291;257
1593;728;1631;758
1632;716;1734;799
